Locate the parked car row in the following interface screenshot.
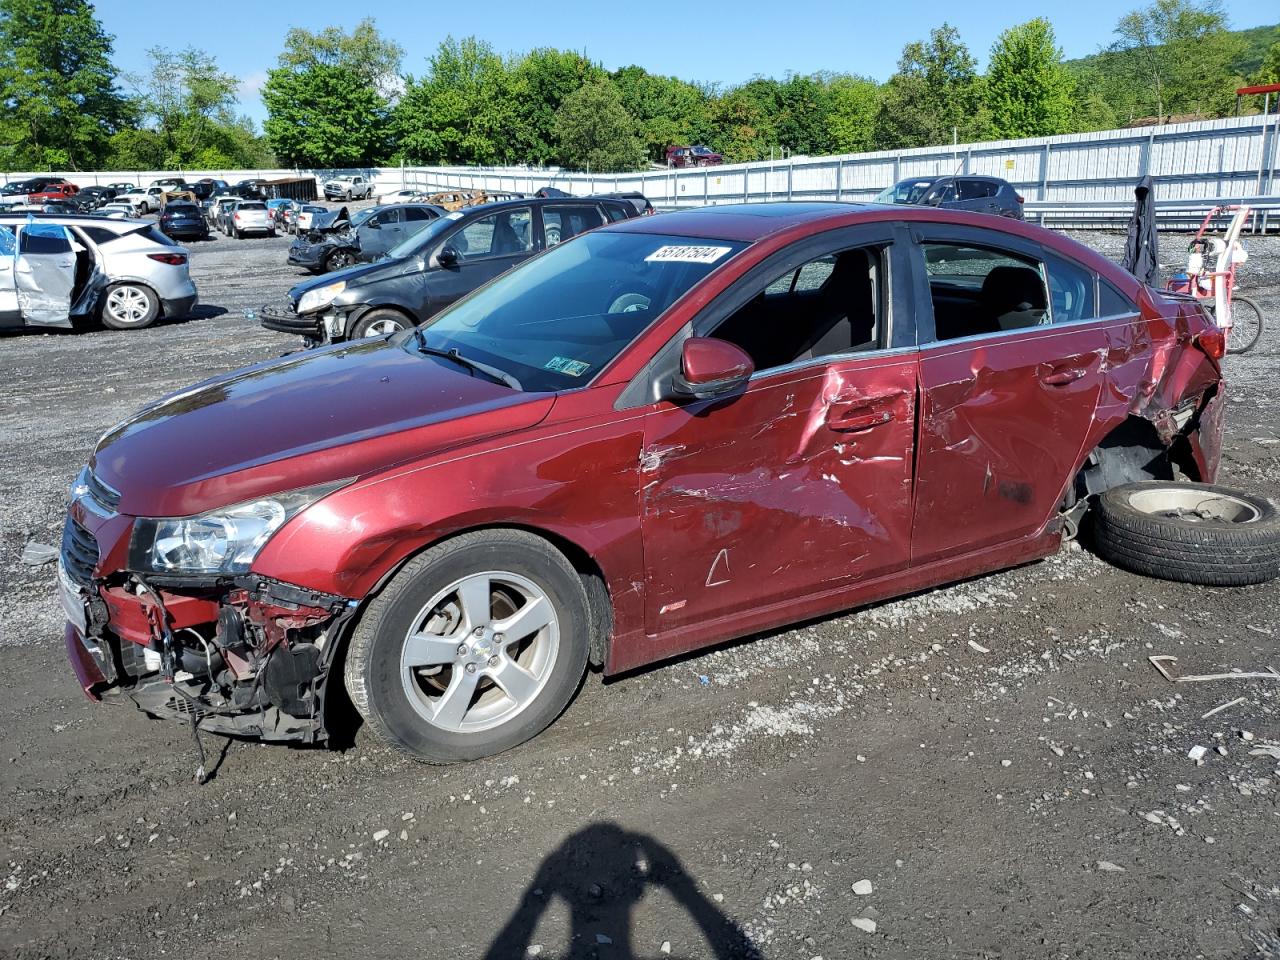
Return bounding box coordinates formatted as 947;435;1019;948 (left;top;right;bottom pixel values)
260;194;645;343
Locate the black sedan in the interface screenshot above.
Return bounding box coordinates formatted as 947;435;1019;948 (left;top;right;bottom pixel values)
260;196;643;345
158;202;209;240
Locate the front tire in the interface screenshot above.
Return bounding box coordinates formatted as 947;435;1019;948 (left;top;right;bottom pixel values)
1093;481;1280;586
326;248;356;272
344;530;591;763
349;308;411;338
101;283;160;330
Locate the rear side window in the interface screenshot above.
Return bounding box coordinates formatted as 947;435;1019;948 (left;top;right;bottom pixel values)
1100;280;1137;317
403;207;435;222
958;179;995;200
78;226;123;245
923;242;1049;340
128;225;177;247
542;204;605;246
1045;254;1098;324
602;203;629;223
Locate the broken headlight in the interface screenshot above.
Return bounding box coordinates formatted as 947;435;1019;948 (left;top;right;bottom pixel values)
296;280;345;315
128;482;347;575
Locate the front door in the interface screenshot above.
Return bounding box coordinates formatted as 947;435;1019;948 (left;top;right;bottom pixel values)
639;233;918;633
13;224;76;328
908;230;1109;564
427;206;535;314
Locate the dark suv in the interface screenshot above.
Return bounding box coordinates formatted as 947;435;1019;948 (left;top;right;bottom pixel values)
876;175;1024;220
260;196;643;344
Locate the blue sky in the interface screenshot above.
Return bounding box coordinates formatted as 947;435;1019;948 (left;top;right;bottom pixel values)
96;0;1276;126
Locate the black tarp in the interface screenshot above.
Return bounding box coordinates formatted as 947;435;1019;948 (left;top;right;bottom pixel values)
1122;175;1159;286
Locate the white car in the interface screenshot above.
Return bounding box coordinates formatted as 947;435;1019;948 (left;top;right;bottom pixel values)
378;189;422;205
98;203;135;218
324;175;375;201
227;200;274;238
117;190;157;214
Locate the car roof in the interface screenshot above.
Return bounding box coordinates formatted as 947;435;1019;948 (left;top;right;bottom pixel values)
0;212;143;228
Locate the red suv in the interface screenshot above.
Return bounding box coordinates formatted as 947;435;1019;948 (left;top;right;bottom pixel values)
61;203;1227;767
29;181;79;203
667;145;724;167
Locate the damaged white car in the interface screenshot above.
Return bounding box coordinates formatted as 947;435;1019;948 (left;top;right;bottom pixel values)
0;221;105;331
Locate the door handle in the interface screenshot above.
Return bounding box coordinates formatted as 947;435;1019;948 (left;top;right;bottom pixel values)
827;407;894;433
1038;365;1086;386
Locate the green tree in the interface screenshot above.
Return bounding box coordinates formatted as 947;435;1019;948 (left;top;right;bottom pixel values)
873;24;991;150
825;74;880;153
127;46;268;167
1111;0;1245;118
512;48;605;165
986;19;1076;137
612;65;710;161
275;18;403;98
0;0;129;169
706;82;779;162
263;63;389;166
395;36;518;166
552;79;644;172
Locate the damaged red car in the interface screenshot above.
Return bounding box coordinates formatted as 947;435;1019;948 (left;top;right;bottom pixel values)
61;202;1229;765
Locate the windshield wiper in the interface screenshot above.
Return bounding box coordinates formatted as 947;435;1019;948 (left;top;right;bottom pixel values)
410;329;522;390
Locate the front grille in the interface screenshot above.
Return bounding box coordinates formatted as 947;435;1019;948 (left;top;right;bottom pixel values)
61;516;99;587
85;470;121;511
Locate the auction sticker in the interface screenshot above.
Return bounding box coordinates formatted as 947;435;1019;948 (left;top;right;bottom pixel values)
545;356;591;377
644;244;733;264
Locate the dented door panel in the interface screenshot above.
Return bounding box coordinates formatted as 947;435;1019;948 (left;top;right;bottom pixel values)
912;323;1108;564
640;353;917;634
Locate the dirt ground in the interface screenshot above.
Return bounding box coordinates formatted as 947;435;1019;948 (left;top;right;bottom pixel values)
1;213;1279;960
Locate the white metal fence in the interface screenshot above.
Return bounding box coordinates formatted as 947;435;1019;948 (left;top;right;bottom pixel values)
402;114;1280;229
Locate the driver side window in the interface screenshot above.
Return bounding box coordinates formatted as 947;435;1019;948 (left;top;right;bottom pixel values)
451;208;533;260
709;246;886;373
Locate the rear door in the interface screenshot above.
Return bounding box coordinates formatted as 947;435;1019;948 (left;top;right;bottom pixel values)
907;225;1109;564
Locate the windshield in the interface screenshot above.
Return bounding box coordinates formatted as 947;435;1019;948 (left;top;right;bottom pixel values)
386;211;464;258
875;178;939;204
351;207;379;228
405;231;746;393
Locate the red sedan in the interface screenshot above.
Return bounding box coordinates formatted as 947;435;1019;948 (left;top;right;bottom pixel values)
61;202;1230;766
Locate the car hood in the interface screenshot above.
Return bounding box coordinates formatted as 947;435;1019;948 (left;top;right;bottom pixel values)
288;257;403;304
90;337;555;517
311;206;349;230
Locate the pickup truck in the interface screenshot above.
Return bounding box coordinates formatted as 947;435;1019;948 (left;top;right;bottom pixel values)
323;175;375;201
29;182;80;204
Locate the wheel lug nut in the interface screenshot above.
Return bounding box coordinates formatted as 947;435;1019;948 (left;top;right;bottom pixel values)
464;663;477;674
487;655;499;667
456;644;467;656
493;633;504;644
473;627;485;637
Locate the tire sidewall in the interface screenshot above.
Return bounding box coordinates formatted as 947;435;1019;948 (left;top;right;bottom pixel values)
1101;481;1279;539
354;536;589;762
350;309;410;339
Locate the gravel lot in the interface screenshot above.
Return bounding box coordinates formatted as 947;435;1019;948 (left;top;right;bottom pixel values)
2;213;1279;960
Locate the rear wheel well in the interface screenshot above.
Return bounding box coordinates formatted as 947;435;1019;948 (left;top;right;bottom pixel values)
1075;417;1178;502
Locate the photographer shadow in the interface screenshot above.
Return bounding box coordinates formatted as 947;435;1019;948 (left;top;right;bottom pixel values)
484;822;760;960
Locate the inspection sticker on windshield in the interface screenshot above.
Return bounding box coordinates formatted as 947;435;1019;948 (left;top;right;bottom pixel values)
644;244;733;264
545;356;591;377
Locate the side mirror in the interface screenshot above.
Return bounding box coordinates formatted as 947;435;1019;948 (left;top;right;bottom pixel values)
671;337;754;401
437;245;459;267
366;218;381;229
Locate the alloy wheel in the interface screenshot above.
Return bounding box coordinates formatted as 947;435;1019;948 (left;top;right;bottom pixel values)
399;570;559;733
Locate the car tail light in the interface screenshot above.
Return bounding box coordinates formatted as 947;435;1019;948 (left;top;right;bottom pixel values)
1195;327;1226;360
147;253;187;266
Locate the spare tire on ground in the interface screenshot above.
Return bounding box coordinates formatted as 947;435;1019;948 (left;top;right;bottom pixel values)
1093;481;1280;586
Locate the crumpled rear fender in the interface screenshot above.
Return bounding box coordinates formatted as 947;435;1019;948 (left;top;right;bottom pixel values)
1067;288;1223;492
